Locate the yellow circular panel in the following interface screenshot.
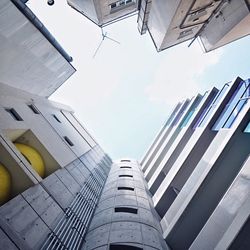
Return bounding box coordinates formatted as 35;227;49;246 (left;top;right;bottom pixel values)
0;163;11;205
14;143;45;178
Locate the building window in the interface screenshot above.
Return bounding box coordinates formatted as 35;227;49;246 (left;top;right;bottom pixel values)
244;121;250;133
120;166;131;169
114;207;138;214
5;108;23;121
118;187;134;191
64;136;74;146
193;90;218;129
119;174;133;178
213;80;250;130
197;83;229;127
110;0;134;10
53;114;61;123
27;104;40;114
121;159;130;162
110;244;142;250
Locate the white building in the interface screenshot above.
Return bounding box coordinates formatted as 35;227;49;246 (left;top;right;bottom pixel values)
67;0;140;26
138;0;250;52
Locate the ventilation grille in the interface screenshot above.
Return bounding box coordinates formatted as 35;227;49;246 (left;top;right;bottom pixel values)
41;166;108;250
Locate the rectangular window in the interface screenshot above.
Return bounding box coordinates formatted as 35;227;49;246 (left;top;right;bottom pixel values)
118;187;134;191
27;104;40;114
197;83;229;127
53;114;61;123
114;207;138;214
110;244;142;250
121;159;130;162
179;95;203;128
64;136;74;146
110;0;134;10
5;108;23;121
119;174;133;178
120;166;132;169
193;89;218;129
171;100;190;126
244;121;250;133
213;80;250;130
164;103;182;127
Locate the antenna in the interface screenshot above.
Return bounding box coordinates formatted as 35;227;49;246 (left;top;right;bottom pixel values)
93;28;120;58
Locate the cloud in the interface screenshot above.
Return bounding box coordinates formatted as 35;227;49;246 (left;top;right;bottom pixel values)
145;41;223;105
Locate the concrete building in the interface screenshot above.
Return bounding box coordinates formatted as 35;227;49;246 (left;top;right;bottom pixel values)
141;76;250;249
67;0;140;26
66;0;250;53
0;1;167;250
1;1;250;250
138;0;250;52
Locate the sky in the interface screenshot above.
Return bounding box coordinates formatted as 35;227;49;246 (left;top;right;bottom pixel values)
28;1;250;160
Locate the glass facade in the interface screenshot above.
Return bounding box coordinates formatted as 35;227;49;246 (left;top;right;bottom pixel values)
196;84;229;128
180;95;203;128
213;79;250;130
244;121;250;133
171;100;191;126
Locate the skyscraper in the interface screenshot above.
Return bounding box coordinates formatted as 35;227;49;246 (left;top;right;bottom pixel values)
141;76;250;249
0;1;166;249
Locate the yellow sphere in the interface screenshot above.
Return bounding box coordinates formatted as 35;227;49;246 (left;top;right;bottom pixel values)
0;163;11;205
14;143;45;178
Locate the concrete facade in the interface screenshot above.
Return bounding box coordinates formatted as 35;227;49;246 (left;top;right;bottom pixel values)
83;159;168;250
141;77;250;249
0;83;112;250
2;1;250;249
67;0;139;27
0;2;167;250
138;0;250;52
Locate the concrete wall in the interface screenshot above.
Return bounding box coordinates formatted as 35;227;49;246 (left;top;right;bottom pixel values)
0;84;112;249
83;159;168;250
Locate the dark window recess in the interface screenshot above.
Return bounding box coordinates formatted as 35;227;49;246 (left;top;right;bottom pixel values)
120;166;132;169
114;207;138;214
119;174;133;178
53;114;61;123
110;244;142;250
5;108;23;121
118;187;134;191
64;136;74;146
28;104;40;114
121;159;130;162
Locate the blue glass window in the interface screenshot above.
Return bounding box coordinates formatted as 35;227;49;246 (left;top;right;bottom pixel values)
165;103;182;127
171;100;190;126
213;79;250;130
197;84;229;127
193;90;217;129
244;121;250;133
180;95;203;128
